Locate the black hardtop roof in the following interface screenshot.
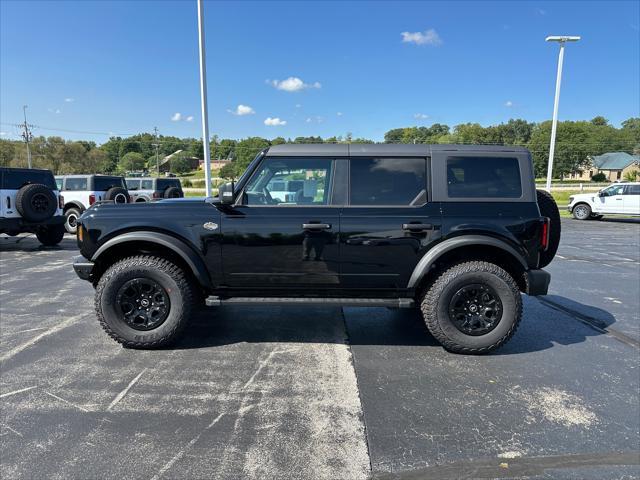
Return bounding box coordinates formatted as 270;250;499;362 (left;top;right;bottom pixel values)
265;143;529;157
1;167;54;174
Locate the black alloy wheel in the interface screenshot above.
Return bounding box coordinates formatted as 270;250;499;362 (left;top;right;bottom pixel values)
116;278;171;331
448;283;503;336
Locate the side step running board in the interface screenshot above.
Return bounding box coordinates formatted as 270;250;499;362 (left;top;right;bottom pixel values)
205;296;414;308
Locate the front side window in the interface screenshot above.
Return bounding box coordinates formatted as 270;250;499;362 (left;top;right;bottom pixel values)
447;156;522;198
141;179;153;190
350;158;427;206
602;185;625;196
126;179;140;190
244;158;333;206
64;177;88;191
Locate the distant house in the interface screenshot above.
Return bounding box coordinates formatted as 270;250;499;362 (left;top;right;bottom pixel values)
568;152;640;181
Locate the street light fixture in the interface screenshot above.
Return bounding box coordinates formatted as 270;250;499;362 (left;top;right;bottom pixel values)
544;35;580;191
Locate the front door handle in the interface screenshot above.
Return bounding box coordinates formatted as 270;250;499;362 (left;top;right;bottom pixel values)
403;223;433;232
302;223;331;230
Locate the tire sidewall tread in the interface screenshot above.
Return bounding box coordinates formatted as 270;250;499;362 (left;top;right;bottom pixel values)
421;261;523;354
95;255;193;348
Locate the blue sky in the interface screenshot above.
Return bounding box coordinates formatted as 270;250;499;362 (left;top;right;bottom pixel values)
1;0;638;144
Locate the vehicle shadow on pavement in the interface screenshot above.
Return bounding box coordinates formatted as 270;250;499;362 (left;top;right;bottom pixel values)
173;295;615;354
0;234;78;252
597;217;640;224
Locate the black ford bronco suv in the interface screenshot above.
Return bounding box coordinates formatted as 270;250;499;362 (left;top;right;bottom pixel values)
73;144;560;354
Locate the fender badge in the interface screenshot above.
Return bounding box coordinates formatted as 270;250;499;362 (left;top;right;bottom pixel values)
203;222;218;231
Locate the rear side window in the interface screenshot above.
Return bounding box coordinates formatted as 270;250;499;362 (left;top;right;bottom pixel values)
94;176;126;191
625;185;640;195
141;179;153;190
126;179;140;190
157;179;181;190
64;178;88;191
350;158;427;206
446;156;522;198
2;169;57;190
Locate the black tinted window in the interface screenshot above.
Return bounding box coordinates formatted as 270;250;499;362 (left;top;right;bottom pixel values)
2;169;56;190
94;176;125;191
447;156;522;198
350;158;426;206
141;179;153;189
64;177;88;191
157;179;181;190
626;185;640;195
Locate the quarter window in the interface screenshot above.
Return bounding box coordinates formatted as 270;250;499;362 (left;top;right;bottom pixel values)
244;158;333;206
64;177;88;191
349;158;427;206
446;156;522;198
625;185;640;195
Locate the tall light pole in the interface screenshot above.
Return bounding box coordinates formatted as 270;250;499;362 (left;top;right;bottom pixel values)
197;0;212;198
545;35;580;191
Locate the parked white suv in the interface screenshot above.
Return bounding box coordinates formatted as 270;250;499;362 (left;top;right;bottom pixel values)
568;182;640;220
1;167;66;245
125;177;183;202
56;175;130;233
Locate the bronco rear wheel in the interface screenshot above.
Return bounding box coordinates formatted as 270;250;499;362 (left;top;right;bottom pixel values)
95;255;194;348
420;261;522;354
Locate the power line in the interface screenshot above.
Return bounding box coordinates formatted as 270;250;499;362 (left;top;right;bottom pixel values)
20;106;34;168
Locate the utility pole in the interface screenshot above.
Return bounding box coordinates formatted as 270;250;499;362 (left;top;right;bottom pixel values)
152;126;160;176
197;0;213;197
21;105;33;168
545;35;580;192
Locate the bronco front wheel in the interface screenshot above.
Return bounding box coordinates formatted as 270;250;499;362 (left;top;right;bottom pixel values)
95;255;194;348
420;261;522;354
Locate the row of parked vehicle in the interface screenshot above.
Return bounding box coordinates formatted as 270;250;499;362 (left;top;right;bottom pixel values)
0;167;184;245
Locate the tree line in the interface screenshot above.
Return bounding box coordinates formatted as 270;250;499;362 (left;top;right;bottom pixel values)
0;117;638;179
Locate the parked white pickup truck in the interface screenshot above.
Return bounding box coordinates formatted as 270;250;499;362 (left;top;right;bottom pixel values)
568;183;640;220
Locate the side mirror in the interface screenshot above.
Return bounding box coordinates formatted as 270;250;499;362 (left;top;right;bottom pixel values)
218;181;235;204
598;191;606;197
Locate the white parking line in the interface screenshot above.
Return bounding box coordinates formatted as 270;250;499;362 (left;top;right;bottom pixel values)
107;368;147;411
0;386;37;398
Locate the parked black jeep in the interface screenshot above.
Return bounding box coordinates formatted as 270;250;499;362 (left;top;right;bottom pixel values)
73;144;560;353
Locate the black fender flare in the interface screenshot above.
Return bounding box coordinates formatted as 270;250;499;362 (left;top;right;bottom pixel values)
64;201;85;212
91;231;212;289
407;235;528;289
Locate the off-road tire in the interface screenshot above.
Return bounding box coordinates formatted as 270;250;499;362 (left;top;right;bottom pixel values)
36;224;65;246
64;207;82;234
572;202;591;221
95;255;194;348
536;189;561;268
164;187;183;198
16;183;57;222
420;261;522;354
104;186;130;204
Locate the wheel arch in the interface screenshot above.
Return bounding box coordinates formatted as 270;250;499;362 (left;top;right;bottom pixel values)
64;201;85;213
90;232;212;290
408;235;529;294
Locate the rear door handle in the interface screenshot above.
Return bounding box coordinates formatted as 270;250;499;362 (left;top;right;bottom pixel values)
402;223;433;232
302;223;331;230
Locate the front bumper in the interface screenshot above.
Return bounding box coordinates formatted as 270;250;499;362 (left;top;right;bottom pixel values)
73;255;94;281
525;269;551;296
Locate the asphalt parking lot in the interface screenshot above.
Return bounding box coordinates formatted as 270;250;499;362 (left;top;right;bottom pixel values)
1;218;639;479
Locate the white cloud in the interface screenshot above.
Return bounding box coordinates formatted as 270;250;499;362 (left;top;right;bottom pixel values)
186;115;194;122
228;104;255;116
305;117;312;123
48;108;61;114
264;117;287;126
305;116;325;123
337;112;343;116
64;98;74;103
0;131;6;136
268;77;321;92
295;103;302;108
505;100;514;107
414;113;429;120
401;29;443;46
171;112;182;121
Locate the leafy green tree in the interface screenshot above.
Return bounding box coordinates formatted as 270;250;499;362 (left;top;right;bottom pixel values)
219;162;237;179
119;152;146;172
169;152;193;174
0;140;16;167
